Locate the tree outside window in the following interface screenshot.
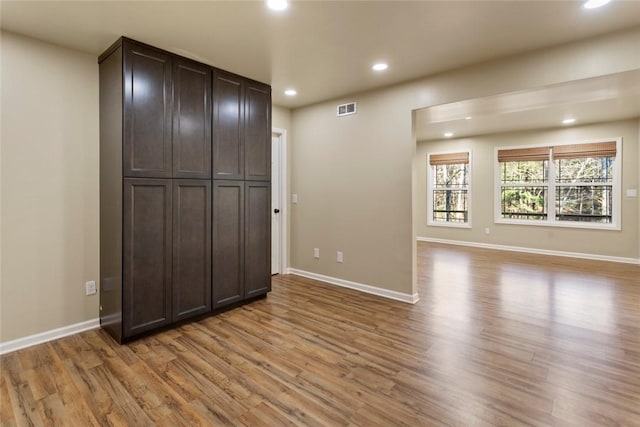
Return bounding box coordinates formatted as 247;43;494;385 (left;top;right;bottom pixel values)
428;152;470;226
497;140;619;228
555;156;613;223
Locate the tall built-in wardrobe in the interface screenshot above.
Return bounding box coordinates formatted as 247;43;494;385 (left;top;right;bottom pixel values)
99;37;271;343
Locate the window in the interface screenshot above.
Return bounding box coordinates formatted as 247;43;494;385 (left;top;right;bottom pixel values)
498;146;549;221
554;143;615;223
496;140;620;229
428;151;471;226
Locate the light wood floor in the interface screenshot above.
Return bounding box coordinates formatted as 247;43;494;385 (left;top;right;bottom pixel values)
2;242;639;426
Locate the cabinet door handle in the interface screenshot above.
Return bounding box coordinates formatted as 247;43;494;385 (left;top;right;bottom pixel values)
274;209;280;214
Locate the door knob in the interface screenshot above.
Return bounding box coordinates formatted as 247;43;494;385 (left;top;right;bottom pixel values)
274;209;280;214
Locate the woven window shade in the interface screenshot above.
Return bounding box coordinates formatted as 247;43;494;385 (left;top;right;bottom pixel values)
429;152;469;165
497;147;550;162
552;141;616;160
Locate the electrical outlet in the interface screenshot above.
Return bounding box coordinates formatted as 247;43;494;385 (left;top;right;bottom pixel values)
337;251;343;263
484;227;490;235
292;194;298;204
85;280;97;295
314;247;320;258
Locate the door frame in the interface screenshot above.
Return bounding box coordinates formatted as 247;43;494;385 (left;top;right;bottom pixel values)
272;128;288;274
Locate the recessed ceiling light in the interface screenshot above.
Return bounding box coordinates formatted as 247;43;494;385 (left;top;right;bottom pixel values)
266;0;288;11
465;116;472;120
562;118;576;125
444;132;454;138
583;0;611;9
284;89;297;96
372;63;388;71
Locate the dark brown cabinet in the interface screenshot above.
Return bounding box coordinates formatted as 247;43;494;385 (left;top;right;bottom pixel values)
245;181;272;297
245;84;271;181
121;41;212;179
120;178;213;338
123;43;173;178
212;180;244;308
212;181;271;308
99;37;271;343
123;179;173;337
213;72;271;181
213;72;244;180
173;180;212;320
173;59;212;179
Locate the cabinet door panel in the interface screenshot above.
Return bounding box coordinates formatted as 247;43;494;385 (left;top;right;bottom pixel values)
212;180;244;308
245;181;271;297
173;180;212;321
212;72;244;180
123;43;172;178
173;60;212;179
245;83;271;181
123;179;172;337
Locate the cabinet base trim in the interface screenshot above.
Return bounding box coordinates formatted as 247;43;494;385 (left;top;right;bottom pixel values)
287;269;419;304
417;237;640;265
0;318;100;355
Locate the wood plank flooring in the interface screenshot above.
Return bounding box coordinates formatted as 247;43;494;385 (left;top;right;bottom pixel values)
2;242;639;426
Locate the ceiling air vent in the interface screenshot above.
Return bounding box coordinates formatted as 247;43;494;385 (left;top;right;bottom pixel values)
337;102;357;117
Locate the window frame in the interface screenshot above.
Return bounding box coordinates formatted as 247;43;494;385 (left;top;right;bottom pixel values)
427;150;472;229
494;137;622;230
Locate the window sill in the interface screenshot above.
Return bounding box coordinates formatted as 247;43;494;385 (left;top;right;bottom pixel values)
427;221;472;229
494;218;620;231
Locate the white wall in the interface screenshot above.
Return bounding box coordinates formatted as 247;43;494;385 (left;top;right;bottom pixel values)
291;93;415;293
273;105;291;135
0;32;99;343
415;119;640;260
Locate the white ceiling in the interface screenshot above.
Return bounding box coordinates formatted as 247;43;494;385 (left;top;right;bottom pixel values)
415;69;640;141
1;1;640;108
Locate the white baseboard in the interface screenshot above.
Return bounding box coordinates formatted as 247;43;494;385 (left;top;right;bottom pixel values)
0;318;100;355
417;237;640;265
287;268;419;304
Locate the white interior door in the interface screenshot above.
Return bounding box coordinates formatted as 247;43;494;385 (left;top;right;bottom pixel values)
271;135;281;274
